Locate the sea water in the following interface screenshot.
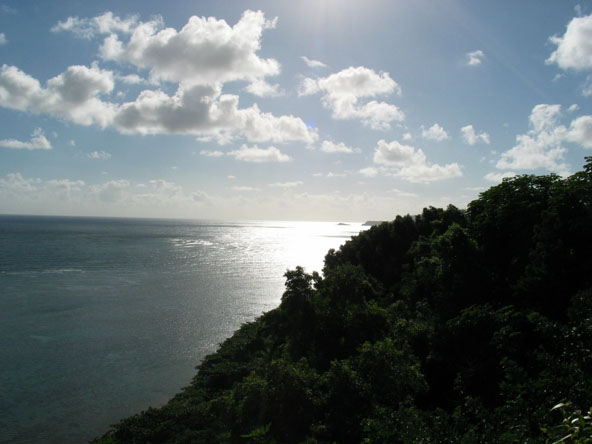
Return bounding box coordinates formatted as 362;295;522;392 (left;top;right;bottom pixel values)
0;215;363;444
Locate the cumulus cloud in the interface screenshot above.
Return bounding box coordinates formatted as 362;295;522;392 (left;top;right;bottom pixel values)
0;11;318;146
191;190;211;204
228;144;291;162
88;150;111;160
320;140;359;154
466;50;485;66
422;123;449;141
0;65;316;144
0;172;40;193
118;73;148;85
299;66;404;130
46;179;85;200
359;167;379;178
461;125;490;145
547;14;592;70
92;179;131;203
98;10;279;86
112;84;316;143
244;79;283;97
0;63;116;127
496;104;592;174
0;32;6;45
301;56;327;68
51;12;139;39
566;115;592;148
372;139;462;183
484;171;517;182
0;128;52;150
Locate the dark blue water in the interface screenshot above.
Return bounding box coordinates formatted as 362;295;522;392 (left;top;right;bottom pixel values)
0;215;362;444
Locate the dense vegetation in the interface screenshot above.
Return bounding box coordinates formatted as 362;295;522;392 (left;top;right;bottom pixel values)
95;159;592;443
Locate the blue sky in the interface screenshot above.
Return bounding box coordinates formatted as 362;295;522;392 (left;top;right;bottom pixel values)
1;0;591;221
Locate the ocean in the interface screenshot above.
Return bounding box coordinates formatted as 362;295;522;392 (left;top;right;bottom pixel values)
0;215;364;444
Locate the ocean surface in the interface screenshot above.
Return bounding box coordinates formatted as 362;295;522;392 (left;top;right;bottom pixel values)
0;215;364;444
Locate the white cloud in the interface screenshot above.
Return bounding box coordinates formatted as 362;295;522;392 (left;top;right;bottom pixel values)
228;144;291;162
0;65;317;145
566;115;592;148
301;56;327;68
495;104;592;174
191;190;211;204
245;79;283;97
93;179;131;203
568;103;580;112
529;104;562;132
200;149;225;157
403;132;412;141
98;10;279;86
373;139;462;183
389;188;418;198
0;63;116;127
230;186;259;192
0;32;6;45
0;171;218;215
268;181;303;188
118;73;148;85
51;12;139;39
299;66;404;130
422;123;449;141
547;14;592;70
0;172;40;193
46;179;85;200
326;172;347;178
88;150;111;160
496;130;568;173
359;167;379;178
466;50;484;66
0;128;52;150
0;11;321;146
484;171;517;182
461;124;490;145
320;140;359;154
113;84;315;143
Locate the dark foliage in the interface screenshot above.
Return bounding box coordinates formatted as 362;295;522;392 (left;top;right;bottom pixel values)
94;158;592;444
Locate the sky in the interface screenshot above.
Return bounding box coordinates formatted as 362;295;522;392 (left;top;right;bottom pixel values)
1;0;592;222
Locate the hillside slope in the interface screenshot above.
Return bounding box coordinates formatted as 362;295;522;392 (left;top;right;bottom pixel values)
95;158;592;444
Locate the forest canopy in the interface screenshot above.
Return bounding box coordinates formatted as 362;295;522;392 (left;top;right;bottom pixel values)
95;158;592;444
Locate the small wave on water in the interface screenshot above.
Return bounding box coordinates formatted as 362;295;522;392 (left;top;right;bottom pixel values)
0;268;85;276
170;238;215;248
